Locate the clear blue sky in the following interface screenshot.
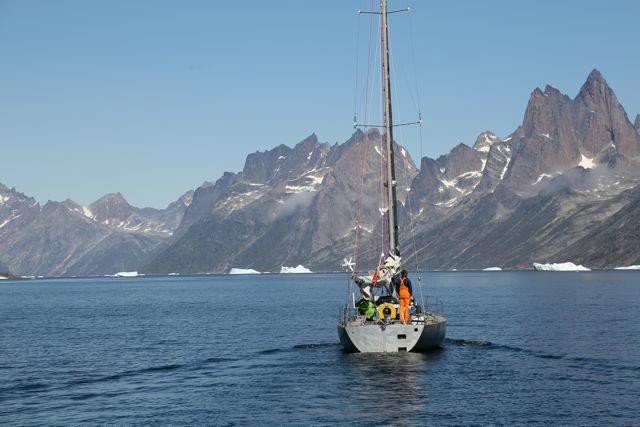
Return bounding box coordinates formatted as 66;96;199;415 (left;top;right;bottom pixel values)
1;0;638;208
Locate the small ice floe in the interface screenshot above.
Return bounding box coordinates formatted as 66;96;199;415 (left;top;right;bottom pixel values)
113;271;140;278
229;268;261;275
280;265;312;274
614;265;640;270
0;276;8;280
533;262;590;272
168;273;180;276
483;267;502;271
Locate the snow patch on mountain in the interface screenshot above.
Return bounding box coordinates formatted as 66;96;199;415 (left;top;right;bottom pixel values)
82;206;94;219
533;173;553;185
474;131;502;153
579;154;595;169
0;214;20;229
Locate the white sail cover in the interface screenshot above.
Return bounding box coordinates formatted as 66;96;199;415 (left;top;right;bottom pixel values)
354;254;401;295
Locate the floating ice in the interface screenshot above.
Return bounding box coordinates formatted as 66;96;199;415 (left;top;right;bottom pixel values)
280;265;312;274
229;268;261;275
483;267;502;271
614;265;640;270
113;271;140;277
533;262;590;272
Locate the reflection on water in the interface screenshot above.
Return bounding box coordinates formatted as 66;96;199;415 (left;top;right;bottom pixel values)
345;351;443;418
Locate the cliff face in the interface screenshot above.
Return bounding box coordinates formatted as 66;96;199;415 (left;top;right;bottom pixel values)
144;70;640;273
144;130;417;274
0;183;192;276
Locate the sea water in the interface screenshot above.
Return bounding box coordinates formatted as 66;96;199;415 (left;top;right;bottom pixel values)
1;272;638;424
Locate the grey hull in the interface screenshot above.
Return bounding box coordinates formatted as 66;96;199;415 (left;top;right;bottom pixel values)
338;315;446;353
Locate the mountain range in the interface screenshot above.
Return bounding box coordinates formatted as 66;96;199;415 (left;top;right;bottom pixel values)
1;69;639;276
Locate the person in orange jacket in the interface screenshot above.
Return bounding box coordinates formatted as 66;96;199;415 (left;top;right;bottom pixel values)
394;269;413;324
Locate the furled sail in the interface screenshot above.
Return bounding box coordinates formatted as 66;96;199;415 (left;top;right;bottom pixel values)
354;254;401;299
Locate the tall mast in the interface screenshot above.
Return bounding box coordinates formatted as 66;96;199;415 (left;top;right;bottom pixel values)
380;0;400;257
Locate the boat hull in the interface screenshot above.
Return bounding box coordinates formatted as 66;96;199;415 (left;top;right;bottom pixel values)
337;315;446;353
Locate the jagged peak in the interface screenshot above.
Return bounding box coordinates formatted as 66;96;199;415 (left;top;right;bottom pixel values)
473;131;501;153
293;133;319;149
90;192;130;208
450;142;474;153
543;85;567;99
578;68;614;100
531;87;545;98
586;68;605;84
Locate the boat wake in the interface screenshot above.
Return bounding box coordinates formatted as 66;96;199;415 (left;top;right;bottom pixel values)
292;343;341;350
445;338;640;373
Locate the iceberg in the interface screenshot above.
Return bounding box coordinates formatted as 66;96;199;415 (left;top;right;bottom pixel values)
229;268;261;275
614;265;640;270
483;267;502;271
533;262;590;272
280;265;312;274
113;271;140;278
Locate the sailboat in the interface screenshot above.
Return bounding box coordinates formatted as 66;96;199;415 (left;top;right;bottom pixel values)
337;0;446;353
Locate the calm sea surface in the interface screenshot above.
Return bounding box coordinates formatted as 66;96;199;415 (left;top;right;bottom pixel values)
1;272;639;425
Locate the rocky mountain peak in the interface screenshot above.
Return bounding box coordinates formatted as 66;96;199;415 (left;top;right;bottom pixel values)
575;69;640;157
584;68;606;87
88;192;134;224
576;68;620;111
543;85;563;97
241;134;330;184
473;131;502;153
93;192;129;207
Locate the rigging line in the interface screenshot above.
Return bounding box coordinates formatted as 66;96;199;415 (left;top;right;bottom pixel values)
353;0;377;276
348;0;362;307
406;0;427;306
406;0;423;113
388;30;426;309
353;0;362;123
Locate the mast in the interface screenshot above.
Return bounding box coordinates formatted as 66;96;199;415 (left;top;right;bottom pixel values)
380;0;400;257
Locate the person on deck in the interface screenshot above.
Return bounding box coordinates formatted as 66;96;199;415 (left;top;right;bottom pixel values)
395;270;413;324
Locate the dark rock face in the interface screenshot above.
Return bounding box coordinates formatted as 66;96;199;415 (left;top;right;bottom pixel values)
399;69;640;269
0;259;9;275
86;190;193;236
563;186;640;268
635;114;640;131
0;183;192;276
142;69;640;272
144;131;418;274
